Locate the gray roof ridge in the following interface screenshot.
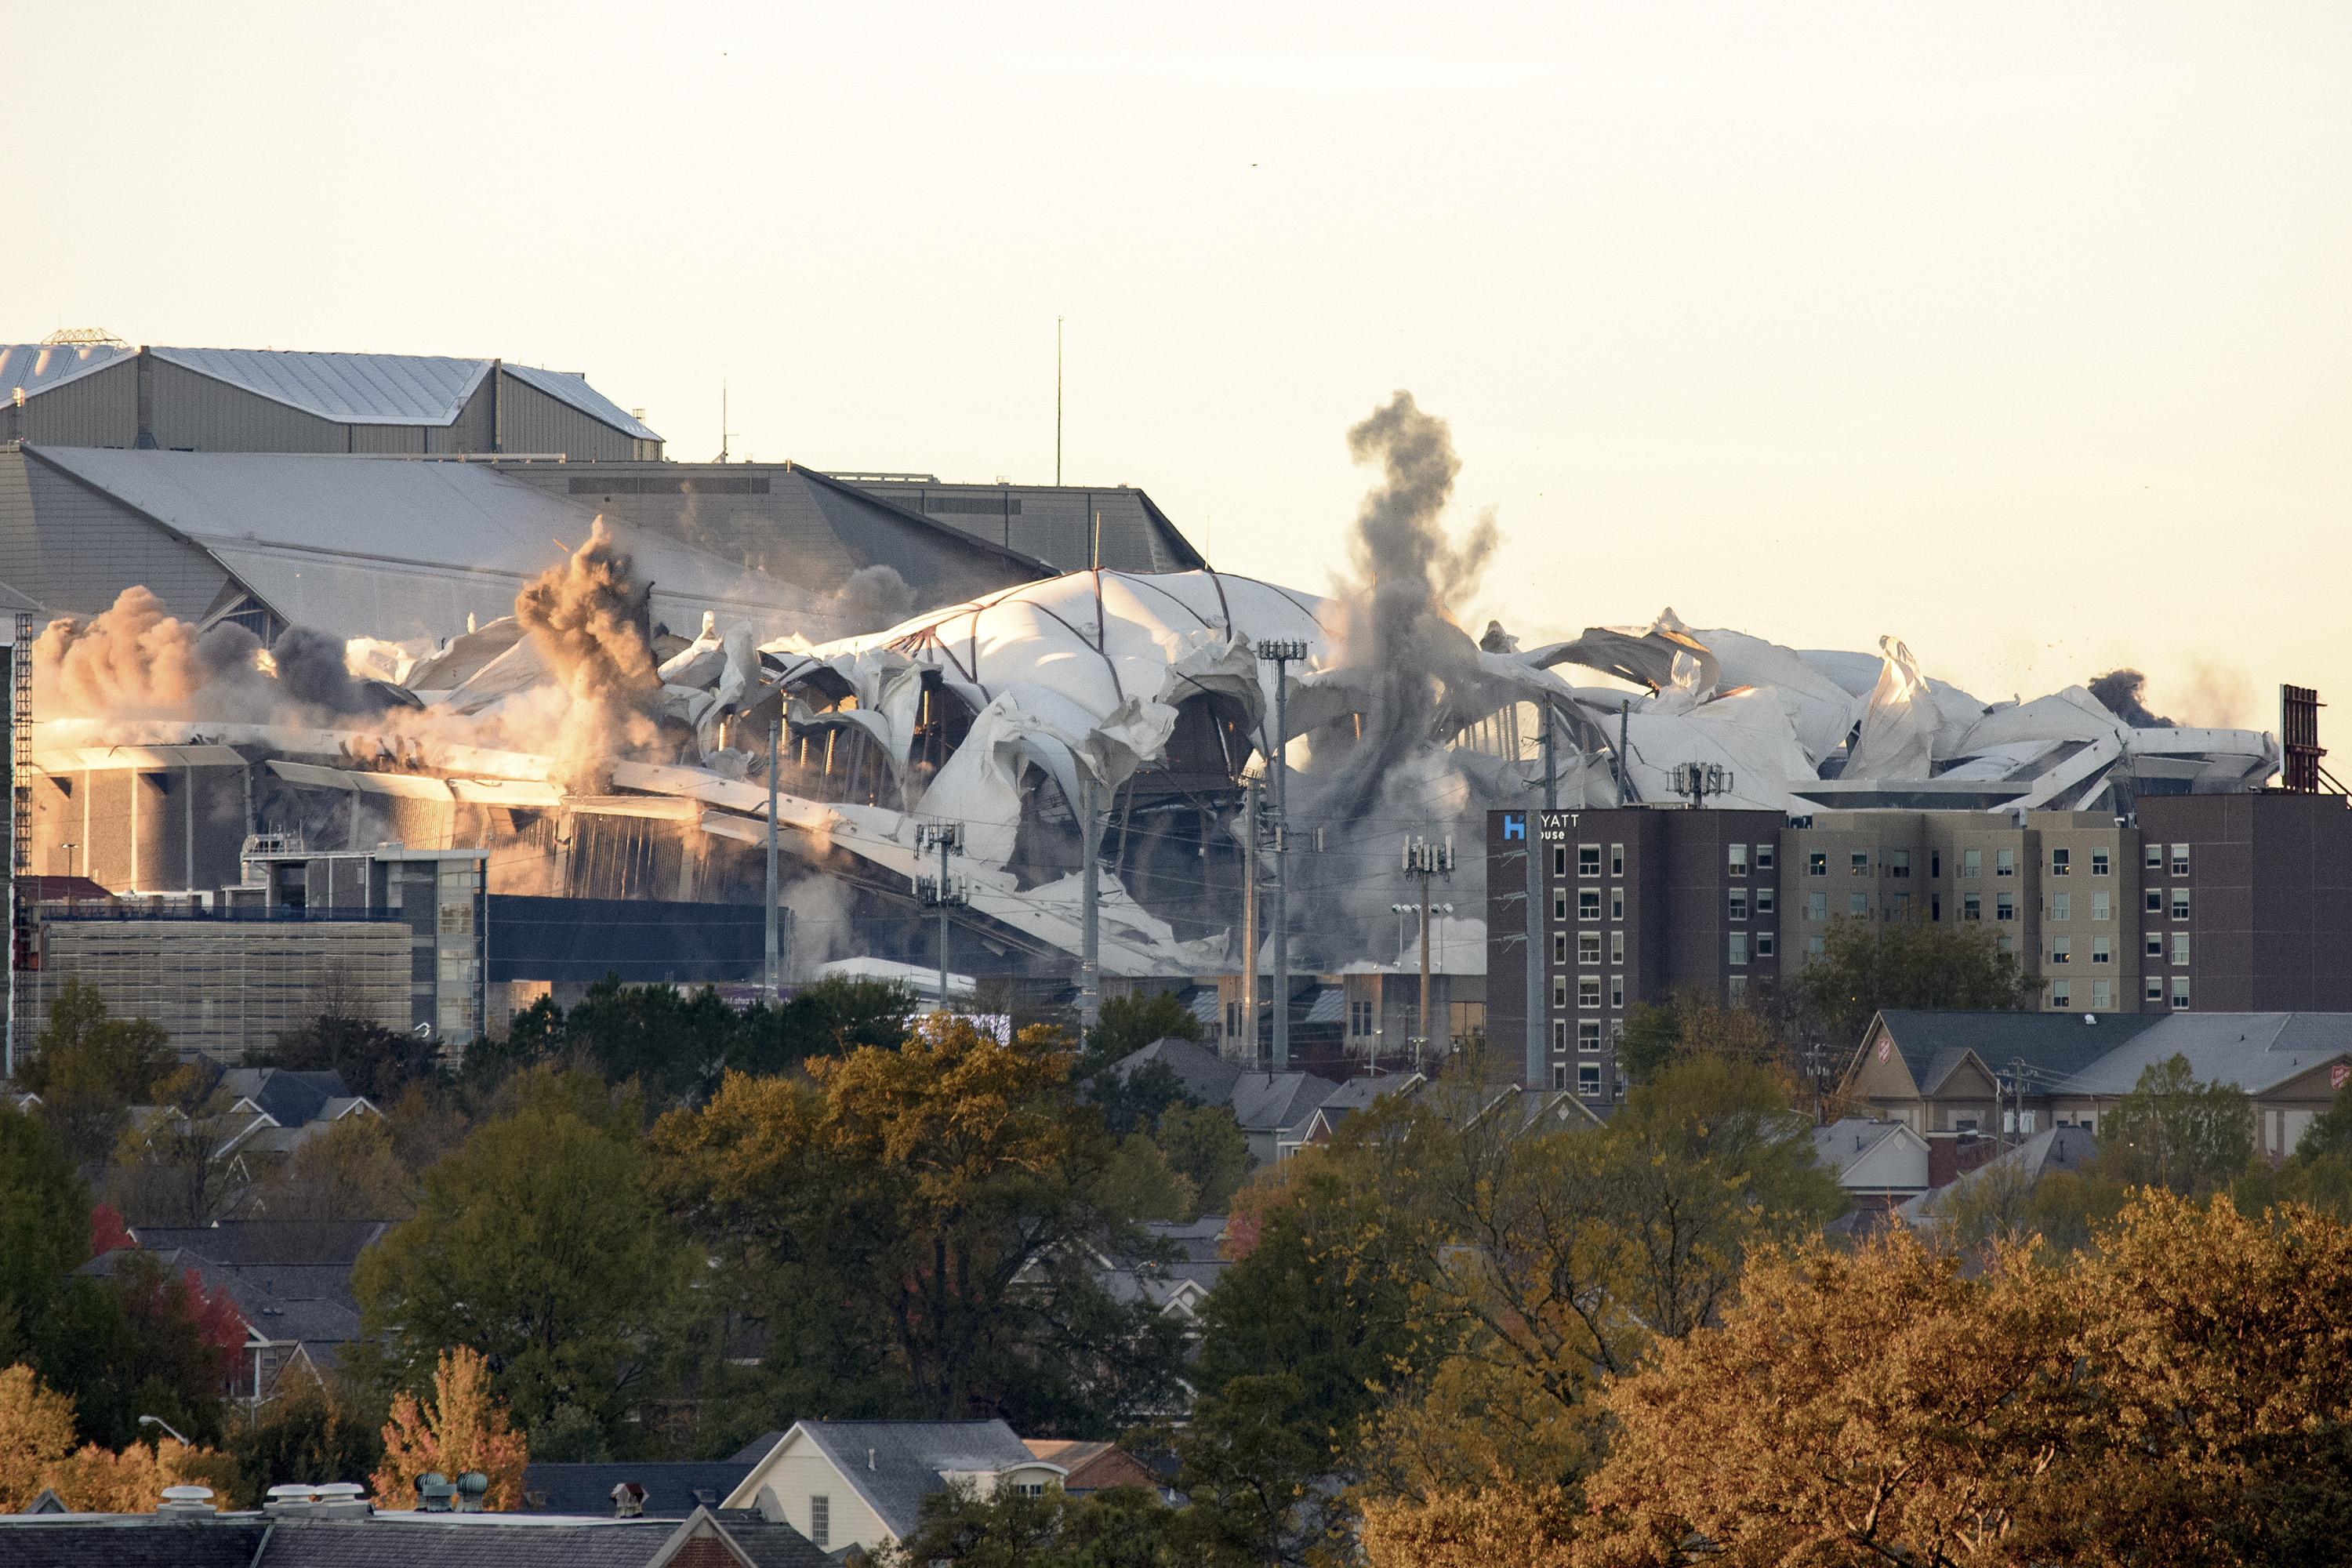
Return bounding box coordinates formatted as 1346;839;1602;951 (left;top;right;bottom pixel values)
148;346;494;427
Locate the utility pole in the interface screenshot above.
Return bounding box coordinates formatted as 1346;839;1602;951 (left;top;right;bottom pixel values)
1255;640;1308;1072
1404;835;1456;1067
916;822;967;1014
1076;775;1102;1033
765;720;780;1002
1239;780;1260;1064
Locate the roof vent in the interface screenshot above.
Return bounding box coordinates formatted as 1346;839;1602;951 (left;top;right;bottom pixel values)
418;1473;456;1512
869;1447;877;1472
2084;1013;2096;1024
455;1473;488;1513
612;1480;647;1519
158;1485;216;1515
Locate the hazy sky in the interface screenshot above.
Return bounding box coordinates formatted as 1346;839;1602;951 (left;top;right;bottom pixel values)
17;3;2350;731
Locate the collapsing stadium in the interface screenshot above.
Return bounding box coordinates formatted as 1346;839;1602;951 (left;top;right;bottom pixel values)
10;391;2283;1030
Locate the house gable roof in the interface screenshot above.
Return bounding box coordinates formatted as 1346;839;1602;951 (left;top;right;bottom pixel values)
1856;1009;2167;1098
1107;1037;1240;1106
728;1420;1037;1541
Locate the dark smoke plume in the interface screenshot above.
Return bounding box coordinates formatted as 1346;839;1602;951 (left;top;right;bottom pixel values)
2089;668;2176;729
1311;390;1500;822
270;626;390;716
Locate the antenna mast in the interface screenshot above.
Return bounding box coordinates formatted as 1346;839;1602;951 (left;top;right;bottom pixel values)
1055;318;1064;487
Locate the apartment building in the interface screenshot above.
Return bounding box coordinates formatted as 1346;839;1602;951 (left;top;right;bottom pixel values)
1486;793;2352;1092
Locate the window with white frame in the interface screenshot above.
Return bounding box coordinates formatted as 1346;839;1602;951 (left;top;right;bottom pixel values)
2172;976;2191;1009
1730;932;1749;966
1579;977;1602;1007
1553;977;1568;1008
2092;847;2110;876
1552;1020;1569;1056
1578;1062;1602;1096
2145;842;2163;871
1851;851;1870;877
810;1497;829;1550
1757;886;1775;914
2092;935;2111;964
1728;974;1749;1003
1963;892;1981;920
1962;848;1982;878
1757;843;1775;870
1552;932;1567;964
1730;887;1749;919
1577;931;1601;964
1808;891;1828;920
2092;891;2111;921
1578;844;1602;876
1757;931;1776;957
2051;979;2071;1008
1610;974;1624;1007
1578;890;1601;920
2052;891;2071;921
1578;1021;1602;1051
2092;979;2111;1008
1610;843;1624;875
2146;975;2164;1004
2172;888;2190;920
2051;937;2071;964
2172;844;2190;876
2146;931;2162;958
1729;843;1749;876
2051;848;2071;876
1554;891;1569;920
1996;892;2014;920
1553;846;1567;877
2144;889;2162;915
1997;848;2016;877
1610;929;1624;964
1553;1063;1568;1089
1610;887;1625;919
1851;894;1871;917
2173;933;2190;966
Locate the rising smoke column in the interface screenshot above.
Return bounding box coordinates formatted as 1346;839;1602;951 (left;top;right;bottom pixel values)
2088;669;2177;729
34;586;273;721
1312;390;1500;822
514;517;662;791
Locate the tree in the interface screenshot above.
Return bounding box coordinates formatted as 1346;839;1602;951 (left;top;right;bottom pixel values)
0;1362;237;1512
269;1112;416;1221
255;1012;437;1104
0;1110;89;1350
1617;986;1789;1082
102;1059;262;1226
1152;1374;1341;1568
880;1481;1174;1568
226;1374;383;1502
1158;1103;1250;1214
2096;1053;2256;1196
371;1346;528;1510
2296;1080;2352;1166
1085;989;1201;1064
19;978;175;1167
652;1015;1189;1437
1798;912;2033;1053
351;1071;695;1439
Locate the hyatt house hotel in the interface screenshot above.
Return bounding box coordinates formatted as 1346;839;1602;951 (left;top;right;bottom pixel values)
1486;794;2352;1106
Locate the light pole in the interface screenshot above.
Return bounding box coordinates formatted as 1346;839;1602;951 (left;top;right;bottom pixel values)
1254;639;1307;1072
1403;835;1455;1067
765;720;780;1001
914;822;966;1014
139;1414;190;1447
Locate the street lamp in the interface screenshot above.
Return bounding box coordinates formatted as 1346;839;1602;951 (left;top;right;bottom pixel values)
139;1414;190;1446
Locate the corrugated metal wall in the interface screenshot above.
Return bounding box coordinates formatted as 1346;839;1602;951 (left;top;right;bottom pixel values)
495;372;636;460
350;424;426;455
0;449;229;616
32;767;249;891
848;482;1203;574
150;357;348;453
2;359;139;448
426;379;497;455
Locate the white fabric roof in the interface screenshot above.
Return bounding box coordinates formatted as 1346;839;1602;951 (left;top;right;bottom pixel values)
0;341;133;399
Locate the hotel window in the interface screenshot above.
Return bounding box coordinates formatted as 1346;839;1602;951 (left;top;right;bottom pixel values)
1552;977;1568;1008
2052;892;2071;922
1850;894;1871;917
1610;843;1624;875
1963;893;1981;920
1808;935;1827;957
1554;891;1569;920
2051;979;2071;1008
1851;851;1870;877
1998;932;2014;955
2172;977;2191;1010
1730;843;1749;876
2091;979;2111;1009
1610;930;1624;964
1349;1000;1376;1036
1996;892;2014;920
2172;934;2190;966
1553;1063;1568;1089
2145;842;2163;871
1577;931;1602;964
2172;888;2190;920
2092;847;2110;875
2145;975;2164;1004
2092;891;2111;921
1729;974;1749;1003
1730;932;1749;966
1757;844;1775;870
1809;851;1827;876
1579;1021;1602;1051
1891;849;1911;879
1962;848;1981;878
1931;851;1942;877
1578;1062;1602;1096
2051;937;2071;964
1578;977;1602;1007
1808;891;1828;920
1610;974;1624;1007
2172;844;2190;876
1757;931;1776;957
2144;888;2162;915
1610;887;1625;919
1552;1020;1569;1056
1578;890;1602;920
2051;848;2071;876
2092;935;2111;964
1552;932;1567;964
1553;846;1566;877
1730;888;1749;920
2145;931;2162;958
1578;844;1601;876
1996;848;2015;877
1757;886;1775;914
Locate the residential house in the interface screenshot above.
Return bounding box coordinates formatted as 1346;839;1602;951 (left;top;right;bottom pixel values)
1842;1009;2352;1184
1101;1036;1338;1164
1899;1125;2101;1230
1297;1072;1427;1148
0;1496;829;1565
1810;1117;1932;1210
722;1420;1066;1555
521;1429;771;1516
1021;1439;1164;1496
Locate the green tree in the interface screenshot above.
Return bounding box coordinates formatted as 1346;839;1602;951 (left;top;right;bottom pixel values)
224;1375;383;1501
20;978;176;1167
652;1016;1189;1439
0;1110;89;1351
253;1013;437;1103
1618;986;1791;1083
1086;990;1201;1064
2095;1052;2256;1196
351;1069;695;1442
1152;1374;1338;1568
2295;1080;2352;1167
881;1481;1174;1568
102;1061;260;1226
1158;1103;1250;1214
1798;912;2033;1053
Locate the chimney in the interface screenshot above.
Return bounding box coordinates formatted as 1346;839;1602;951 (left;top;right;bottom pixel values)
158;1485;216;1516
612;1481;647;1519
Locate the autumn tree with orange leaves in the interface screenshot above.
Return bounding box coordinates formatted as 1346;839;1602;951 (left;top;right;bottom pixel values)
371;1346;528;1510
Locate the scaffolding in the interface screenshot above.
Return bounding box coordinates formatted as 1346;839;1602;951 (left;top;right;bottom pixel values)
7;610;28;1079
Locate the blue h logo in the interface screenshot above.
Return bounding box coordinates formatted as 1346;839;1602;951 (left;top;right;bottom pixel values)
1503;814;1525;840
